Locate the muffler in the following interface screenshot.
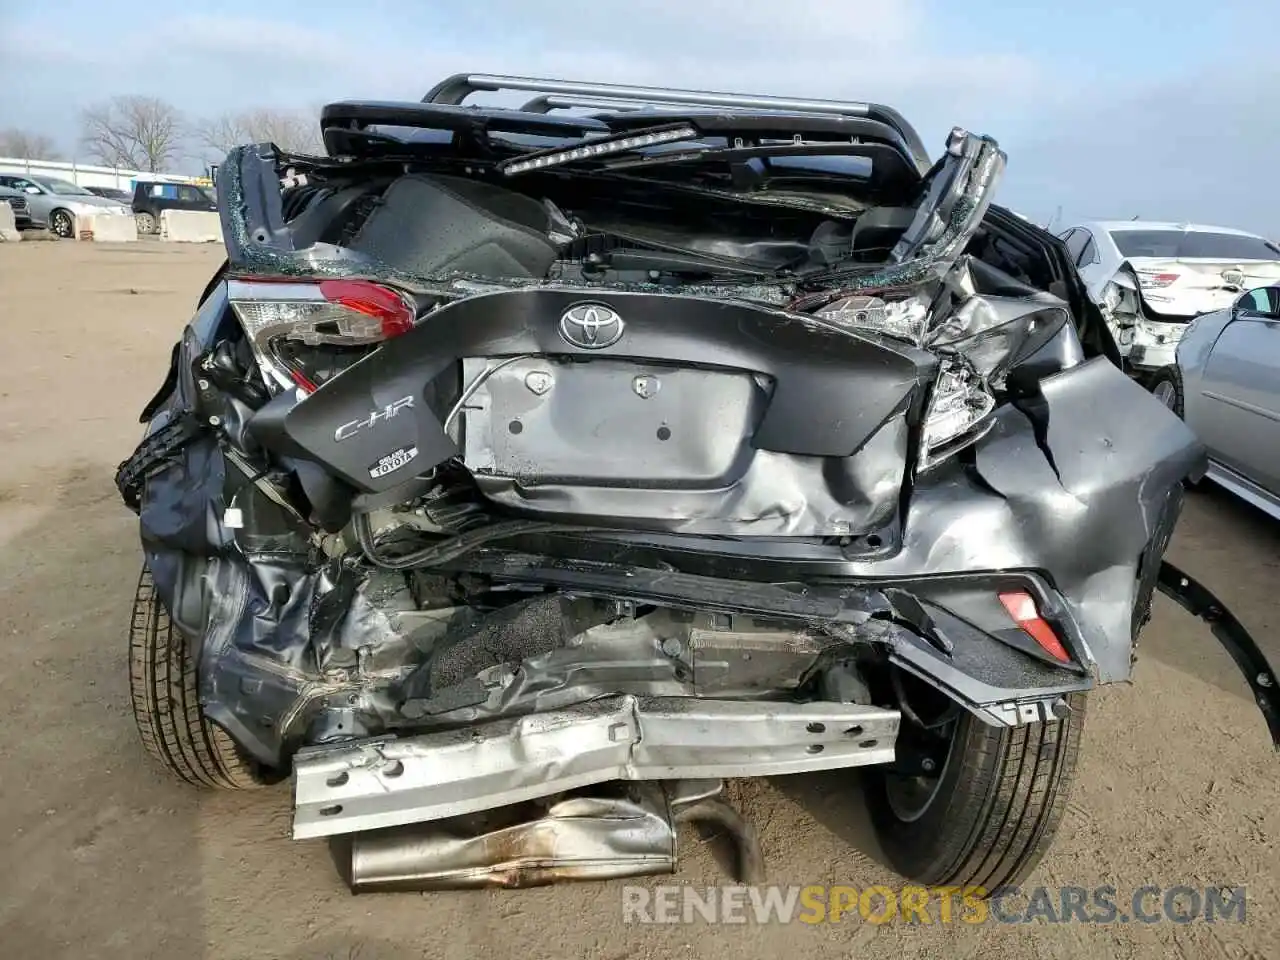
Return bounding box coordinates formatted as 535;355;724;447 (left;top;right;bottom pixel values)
335;780;764;892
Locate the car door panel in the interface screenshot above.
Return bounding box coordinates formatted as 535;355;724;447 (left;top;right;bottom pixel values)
1198;294;1280;491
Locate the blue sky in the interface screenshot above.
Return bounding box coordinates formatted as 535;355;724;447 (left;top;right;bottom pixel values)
1;0;1275;233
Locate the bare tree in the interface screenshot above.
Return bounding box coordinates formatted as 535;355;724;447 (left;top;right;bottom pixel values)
194;108;323;157
80;96;184;172
0;128;62;160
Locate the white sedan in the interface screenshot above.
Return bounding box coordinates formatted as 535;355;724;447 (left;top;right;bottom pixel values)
1057;220;1280;376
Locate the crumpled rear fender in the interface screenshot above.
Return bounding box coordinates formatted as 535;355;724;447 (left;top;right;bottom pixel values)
839;356;1205;684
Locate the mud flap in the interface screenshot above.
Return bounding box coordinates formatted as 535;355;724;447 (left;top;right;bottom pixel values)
1156;561;1280;749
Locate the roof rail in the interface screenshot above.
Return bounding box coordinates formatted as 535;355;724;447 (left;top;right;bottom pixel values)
520;95;643;114
424;73;931;171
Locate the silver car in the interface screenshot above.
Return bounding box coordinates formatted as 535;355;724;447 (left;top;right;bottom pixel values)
1060;221;1280;378
0;173;132;238
1151;284;1280;519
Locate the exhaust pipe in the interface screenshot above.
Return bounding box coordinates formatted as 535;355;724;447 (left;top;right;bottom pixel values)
337;781;764;892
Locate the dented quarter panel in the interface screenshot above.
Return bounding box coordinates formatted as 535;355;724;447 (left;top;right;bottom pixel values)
848;356;1204;681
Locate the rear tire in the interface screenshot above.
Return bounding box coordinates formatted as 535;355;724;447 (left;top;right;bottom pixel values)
1150;365;1202;489
1149;365;1186;418
866;692;1085;890
128;566;264;789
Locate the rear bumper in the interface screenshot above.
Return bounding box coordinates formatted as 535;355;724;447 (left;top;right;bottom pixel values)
1128;340;1178;371
426;550;1096;719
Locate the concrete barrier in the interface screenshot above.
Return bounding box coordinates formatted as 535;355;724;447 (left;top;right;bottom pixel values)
0;201;21;242
160;210;223;243
83;213;138;242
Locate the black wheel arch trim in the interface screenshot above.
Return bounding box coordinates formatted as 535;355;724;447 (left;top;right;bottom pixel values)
1157;560;1280;749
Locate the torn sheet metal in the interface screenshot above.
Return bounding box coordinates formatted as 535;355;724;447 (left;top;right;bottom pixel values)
134;324;1205;776
827;356;1205;683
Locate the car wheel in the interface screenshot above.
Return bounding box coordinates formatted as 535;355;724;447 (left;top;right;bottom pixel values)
1149;365;1185;418
135;211;157;235
865;676;1085;891
49;208;75;238
1148;366;1202;489
128;565;266;789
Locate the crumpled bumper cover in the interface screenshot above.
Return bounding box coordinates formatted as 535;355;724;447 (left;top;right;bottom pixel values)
124;289;1280;771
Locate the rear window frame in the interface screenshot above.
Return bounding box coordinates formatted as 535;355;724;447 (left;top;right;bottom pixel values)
1109;229;1280;261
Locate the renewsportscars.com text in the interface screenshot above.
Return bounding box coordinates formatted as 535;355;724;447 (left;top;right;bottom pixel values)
621;884;1247;925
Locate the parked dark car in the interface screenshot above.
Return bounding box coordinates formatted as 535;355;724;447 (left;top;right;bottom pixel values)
0;185;33;230
131;179;216;234
84;185;133;203
116;73;1278;897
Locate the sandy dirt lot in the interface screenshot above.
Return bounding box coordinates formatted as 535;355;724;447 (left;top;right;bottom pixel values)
0;241;1276;960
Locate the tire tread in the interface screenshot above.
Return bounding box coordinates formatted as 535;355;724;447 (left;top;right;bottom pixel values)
128;566;260;790
869;692;1086;891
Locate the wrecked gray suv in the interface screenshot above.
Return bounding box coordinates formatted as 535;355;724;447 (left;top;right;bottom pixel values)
117;74;1279;893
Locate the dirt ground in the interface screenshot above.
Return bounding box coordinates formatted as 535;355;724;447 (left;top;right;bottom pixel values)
0;241;1276;960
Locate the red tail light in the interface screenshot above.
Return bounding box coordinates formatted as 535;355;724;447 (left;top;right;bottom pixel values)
316;280;416;339
1136;271;1180;289
998;591;1070;663
226;278;416;393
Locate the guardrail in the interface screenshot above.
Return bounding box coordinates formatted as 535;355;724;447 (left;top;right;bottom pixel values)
0;156;209;192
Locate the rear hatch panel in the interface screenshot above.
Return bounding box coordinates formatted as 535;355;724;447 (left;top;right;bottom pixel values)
246;288;935;535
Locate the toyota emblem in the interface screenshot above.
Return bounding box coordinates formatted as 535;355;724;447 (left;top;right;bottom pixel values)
559;303;625;349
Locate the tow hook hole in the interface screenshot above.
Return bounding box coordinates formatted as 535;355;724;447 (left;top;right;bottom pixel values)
325;772;349;788
859;739;879;749
843;725;863;737
383;760;405;779
508;420;524;435
656;426;672;441
806;744;824;755
806;722;826;734
319;805;343;817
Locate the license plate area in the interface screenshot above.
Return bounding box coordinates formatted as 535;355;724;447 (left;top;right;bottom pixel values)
458;357;769;487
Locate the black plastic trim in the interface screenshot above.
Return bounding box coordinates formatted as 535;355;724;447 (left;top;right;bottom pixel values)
1157;560;1280;749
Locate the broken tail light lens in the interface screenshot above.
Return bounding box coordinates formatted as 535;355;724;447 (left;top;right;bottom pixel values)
917;301;1073;470
1136;271;1180;289
998;591;1071;663
918;358;996;469
227;278;416;393
928;302;1069;387
815;293;931;342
